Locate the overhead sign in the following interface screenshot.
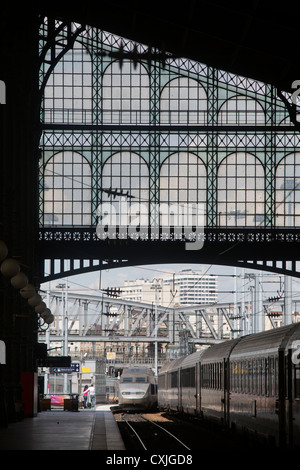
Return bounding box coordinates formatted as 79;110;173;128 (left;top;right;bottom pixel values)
51;363;80;374
36;356;71;368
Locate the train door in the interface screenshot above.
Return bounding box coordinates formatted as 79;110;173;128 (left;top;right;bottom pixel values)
279;348;300;449
292;360;300;447
223;358;230;428
278;349;287;448
288;347;300;449
196;362;201;415
286;349;294;448
178;368;182;412
276;348;297;449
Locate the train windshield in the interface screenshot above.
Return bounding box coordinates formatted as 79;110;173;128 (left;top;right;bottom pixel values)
122;377;147;383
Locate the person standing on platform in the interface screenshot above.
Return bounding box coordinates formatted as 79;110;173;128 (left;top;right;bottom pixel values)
83;385;89;408
88;384;96;408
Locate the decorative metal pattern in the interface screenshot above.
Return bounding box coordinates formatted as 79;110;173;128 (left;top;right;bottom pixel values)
38;17;300;280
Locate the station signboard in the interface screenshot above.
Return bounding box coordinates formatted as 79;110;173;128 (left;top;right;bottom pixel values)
36;355;71;368
51;362;80;374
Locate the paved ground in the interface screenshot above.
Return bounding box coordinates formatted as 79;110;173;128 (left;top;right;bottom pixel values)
0;404;124;451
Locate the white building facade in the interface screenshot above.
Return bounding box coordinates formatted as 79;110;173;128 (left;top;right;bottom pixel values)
118;269;218;307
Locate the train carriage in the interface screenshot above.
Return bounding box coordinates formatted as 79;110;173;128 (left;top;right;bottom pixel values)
229;323;300;447
158;323;300;449
158;357;183;412
158;352;203;415
199;338;240;426
179;353;200;415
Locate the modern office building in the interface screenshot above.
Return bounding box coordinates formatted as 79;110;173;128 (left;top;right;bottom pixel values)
118;269;218;306
164;269;218;305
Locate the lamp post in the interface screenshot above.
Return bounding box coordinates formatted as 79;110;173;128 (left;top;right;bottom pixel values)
56;282;69;393
151;282;161;376
281;178;296;326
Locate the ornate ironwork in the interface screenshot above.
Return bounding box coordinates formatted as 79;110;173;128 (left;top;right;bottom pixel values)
38;17;300;281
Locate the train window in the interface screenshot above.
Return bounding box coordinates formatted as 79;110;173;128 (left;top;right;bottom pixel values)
171;371;178;388
202;364;206;388
265;358;269;396
219;363;222;389
252;360;257;395
231;362;237;392
207;364;210;388
261;359;265;396
240;361;244;393
256;359;263;396
201;364;209;389
237;362;242;393
217;363;220;389
220;362;224;390
285;356;289;400
206;364;211;388
242;362;246;393
235;362;239;392
257;359;261;395
203;363;216;389
181;369;187;387
257;360;261;396
275;357;279;396
135;377;146;383
246;360;250;392
240;362;243;393
166;372;170;389
246;361;250;393
294;365;300;399
221;362;224;389
237;362;240;392
242;361;247;393
206;364;210;388
182;367;195;388
269;357;275;396
123;377;133;383
158;374;165;389
248;360;253;394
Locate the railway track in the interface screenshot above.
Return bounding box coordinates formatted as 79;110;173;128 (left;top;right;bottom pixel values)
114;410;269;451
117;412;191;451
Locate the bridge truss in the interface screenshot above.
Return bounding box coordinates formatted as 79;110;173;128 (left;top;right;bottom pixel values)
38;290;295;359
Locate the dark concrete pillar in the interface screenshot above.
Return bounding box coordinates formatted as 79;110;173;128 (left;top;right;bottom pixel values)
0;5;41;424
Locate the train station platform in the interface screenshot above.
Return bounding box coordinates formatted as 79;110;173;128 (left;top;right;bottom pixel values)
0;404;125;451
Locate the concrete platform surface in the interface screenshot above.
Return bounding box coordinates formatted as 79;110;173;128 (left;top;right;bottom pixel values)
0;404;125;451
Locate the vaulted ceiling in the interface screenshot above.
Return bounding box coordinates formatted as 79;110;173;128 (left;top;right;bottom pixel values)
39;0;300;93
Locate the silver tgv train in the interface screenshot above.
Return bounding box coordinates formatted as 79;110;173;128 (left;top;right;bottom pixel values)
158;323;300;449
118;366;158;410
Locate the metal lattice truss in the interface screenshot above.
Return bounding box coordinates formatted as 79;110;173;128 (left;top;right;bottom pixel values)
40;290;291;346
37;17;300;281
